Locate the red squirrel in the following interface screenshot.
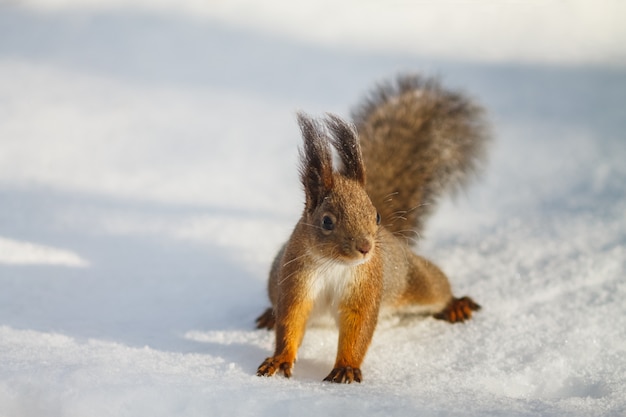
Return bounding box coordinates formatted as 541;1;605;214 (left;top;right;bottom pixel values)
255;75;490;383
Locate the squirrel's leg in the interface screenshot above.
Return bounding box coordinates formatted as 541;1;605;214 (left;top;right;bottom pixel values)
324;292;381;383
405;254;481;323
256;295;313;378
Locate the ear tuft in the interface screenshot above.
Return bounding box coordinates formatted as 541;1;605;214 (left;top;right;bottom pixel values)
297;112;334;211
324;113;366;185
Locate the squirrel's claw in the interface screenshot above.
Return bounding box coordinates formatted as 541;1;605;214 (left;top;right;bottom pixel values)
434;296;481;323
257;357;293;378
323;366;362;384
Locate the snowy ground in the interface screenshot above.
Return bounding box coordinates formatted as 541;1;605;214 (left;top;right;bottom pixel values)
1;1;626;416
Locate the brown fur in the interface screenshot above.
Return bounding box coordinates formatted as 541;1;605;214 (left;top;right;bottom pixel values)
256;74;489;383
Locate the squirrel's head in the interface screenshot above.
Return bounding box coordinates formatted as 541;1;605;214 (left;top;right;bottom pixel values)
297;112;381;265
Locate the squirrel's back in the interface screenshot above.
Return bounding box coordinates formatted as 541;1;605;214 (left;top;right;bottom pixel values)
352;75;490;242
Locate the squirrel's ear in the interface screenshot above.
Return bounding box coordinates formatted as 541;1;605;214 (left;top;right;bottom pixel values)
325;113;366;185
297;112;334;210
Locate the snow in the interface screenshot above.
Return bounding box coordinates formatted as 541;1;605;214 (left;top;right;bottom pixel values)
1;1;625;416
0;237;89;267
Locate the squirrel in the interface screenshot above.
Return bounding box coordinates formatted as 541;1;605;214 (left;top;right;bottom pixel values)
255;74;490;383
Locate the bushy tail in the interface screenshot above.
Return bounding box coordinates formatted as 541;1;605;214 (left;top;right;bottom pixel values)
352;74;490;244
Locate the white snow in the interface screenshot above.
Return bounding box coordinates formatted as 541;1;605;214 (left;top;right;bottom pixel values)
1;1;625;416
0;237;89;267
16;0;626;66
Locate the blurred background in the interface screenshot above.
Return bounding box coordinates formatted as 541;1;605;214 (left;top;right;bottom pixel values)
1;0;624;215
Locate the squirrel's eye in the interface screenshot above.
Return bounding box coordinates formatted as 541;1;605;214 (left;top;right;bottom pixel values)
376;212;381;225
322;215;335;231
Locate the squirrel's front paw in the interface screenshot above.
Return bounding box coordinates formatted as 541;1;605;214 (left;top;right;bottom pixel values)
257;357;293;378
434;296;481;323
323;366;362;383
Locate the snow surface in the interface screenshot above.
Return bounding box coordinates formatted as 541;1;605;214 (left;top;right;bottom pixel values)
1;1;625;416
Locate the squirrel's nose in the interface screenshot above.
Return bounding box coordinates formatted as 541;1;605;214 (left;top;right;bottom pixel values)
356;238;372;256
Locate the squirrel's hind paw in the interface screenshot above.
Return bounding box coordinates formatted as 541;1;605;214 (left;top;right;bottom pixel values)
324;367;362;384
255;307;275;330
434;296;481;323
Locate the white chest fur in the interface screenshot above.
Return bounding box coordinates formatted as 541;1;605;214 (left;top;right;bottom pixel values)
306;259;358;323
